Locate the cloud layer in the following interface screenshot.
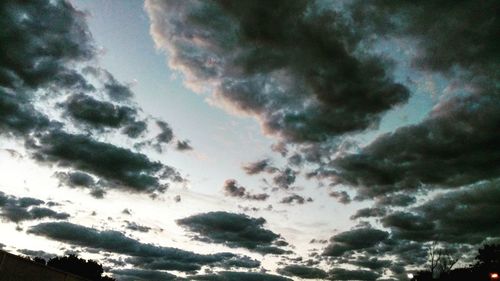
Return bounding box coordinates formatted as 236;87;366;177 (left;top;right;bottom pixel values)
0;0;186;197
0;192;69;223
29;221;259;272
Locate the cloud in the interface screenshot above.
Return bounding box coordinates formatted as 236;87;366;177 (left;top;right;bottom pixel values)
111;268;178;281
350;256;392;272
29;221;259;272
375;194;416;207
176;140;193;151
155;120;174;144
272;168;297;189
18;249;56;261
0;192;69;223
34;130;183;193
329;0;499;201
279;194;312;205
323;227;389;257
190;271;293;281
333;93;500;197
145;0;409;143
0;92;52;137
0;0;186;197
136;120;176;153
177;211;286;254
242;159;277;175
223;179;269;201
62;94;138;129
82;66;136;101
124;221;152;233
277;265;328;279
0;0;94;90
103;76;134;101
29;207;70;220
55;171;96;188
122;121;148;138
287;154;303;168
350;207;387;220
350;0;498;77
329;191;351;204
382;180;500;244
329;268;380;281
271;142;288;157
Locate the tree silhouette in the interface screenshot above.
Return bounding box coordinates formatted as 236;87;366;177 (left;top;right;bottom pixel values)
412;244;500;281
477;244;500;265
33;257;47;265
46;255;115;281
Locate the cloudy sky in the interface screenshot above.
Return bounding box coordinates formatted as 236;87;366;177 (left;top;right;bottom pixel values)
0;0;498;280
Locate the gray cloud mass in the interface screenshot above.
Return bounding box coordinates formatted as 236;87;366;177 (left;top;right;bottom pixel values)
29;221;259;272
146;0;409;143
177;211;286;255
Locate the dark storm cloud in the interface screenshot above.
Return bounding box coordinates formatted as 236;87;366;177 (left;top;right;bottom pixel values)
223;179;269;201
1;0;186;197
0;192;69;223
382;180;500;244
333;93;500;197
62;94;138;129
350;256;392;271
381;212;435;242
0;0;94;90
329;0;500;199
177;211;285;255
350;0;499;77
279;194;312;205
146;0;409;143
277;264;328;279
111;268;178;281
29;221;259;272
242;159;277;175
34;130;183;193
350;207;387;220
329;268;380;281
329;191;351;204
0;92;52;136
375;239;429;267
190;271;293;281
375;194;415;207
323;227;389;257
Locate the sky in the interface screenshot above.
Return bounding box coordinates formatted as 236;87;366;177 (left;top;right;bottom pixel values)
0;0;498;280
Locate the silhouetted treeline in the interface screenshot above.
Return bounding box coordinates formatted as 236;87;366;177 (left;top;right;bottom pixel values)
28;254;115;281
412;244;500;281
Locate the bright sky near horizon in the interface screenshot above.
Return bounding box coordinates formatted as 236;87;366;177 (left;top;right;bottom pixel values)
0;1;498;281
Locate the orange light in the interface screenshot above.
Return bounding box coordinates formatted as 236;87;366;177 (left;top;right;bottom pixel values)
491;273;499;279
